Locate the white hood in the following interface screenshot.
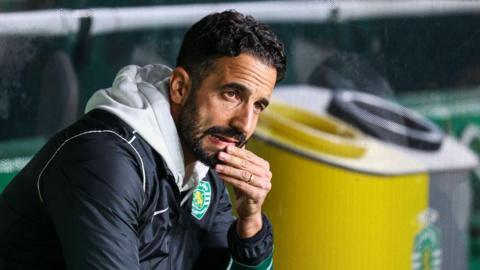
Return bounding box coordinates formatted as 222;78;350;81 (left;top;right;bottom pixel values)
85;64;209;192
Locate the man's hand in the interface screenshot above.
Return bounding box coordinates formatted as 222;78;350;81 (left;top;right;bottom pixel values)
214;145;272;238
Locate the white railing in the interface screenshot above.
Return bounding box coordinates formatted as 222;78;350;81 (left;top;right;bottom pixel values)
1;0;480;36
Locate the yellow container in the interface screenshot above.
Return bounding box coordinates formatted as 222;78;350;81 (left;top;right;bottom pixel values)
248;102;428;270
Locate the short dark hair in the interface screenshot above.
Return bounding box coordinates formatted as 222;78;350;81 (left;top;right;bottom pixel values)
176;10;286;87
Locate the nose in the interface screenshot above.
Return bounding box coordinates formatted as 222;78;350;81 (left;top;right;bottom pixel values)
230;103;256;137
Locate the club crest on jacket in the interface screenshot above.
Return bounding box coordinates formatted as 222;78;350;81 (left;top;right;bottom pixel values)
191;180;212;220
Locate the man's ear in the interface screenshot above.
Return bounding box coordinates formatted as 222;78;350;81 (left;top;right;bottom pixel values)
169;67;191;106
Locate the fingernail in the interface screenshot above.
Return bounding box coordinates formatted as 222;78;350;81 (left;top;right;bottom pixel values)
215;164;224;172
218;152;227;160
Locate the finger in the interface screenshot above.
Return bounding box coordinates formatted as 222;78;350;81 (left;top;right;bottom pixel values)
217;151;268;178
215;164;272;190
226;145;267;167
217;173;270;200
226;145;269;169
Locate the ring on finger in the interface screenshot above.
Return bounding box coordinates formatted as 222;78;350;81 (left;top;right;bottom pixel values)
246;172;254;185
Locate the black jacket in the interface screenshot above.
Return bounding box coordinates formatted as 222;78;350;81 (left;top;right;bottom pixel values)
0;110;273;269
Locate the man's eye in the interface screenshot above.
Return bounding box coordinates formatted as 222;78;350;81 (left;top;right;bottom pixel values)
254;103;266;112
224;90;238;99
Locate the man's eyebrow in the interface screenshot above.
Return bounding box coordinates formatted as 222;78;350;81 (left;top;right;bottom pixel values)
220;82;249;93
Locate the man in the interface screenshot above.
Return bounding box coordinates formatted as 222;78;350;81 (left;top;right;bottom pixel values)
0;10;286;270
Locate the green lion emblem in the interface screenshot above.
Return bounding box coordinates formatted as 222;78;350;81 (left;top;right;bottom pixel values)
191;180;212;220
412;225;441;270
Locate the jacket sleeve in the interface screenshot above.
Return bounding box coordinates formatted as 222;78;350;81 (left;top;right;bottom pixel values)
193;173;274;270
227;214;274;270
41;136;144;270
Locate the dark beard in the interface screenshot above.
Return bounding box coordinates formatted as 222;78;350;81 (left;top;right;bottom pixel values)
178;92;246;167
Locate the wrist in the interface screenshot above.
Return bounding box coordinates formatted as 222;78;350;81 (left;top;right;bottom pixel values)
236;213;263;238
227;214;273;266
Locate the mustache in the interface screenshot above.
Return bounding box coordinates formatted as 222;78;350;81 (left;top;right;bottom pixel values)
204;126;247;147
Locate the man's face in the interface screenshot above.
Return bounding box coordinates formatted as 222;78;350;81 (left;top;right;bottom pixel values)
178;54;277;167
